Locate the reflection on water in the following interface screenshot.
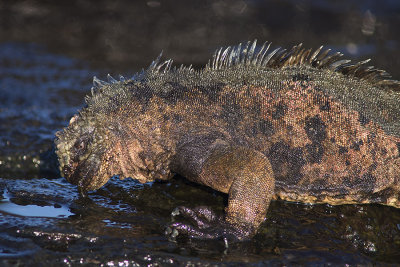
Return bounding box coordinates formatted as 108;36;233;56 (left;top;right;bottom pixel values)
0;190;73;218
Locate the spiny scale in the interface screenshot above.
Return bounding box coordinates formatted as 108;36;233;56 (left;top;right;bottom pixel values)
89;40;400;97
205;40;399;89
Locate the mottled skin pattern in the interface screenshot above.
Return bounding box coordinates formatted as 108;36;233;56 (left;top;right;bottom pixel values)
55;41;400;241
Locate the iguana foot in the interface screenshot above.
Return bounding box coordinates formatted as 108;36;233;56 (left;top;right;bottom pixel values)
165;206;254;242
171;144;275;242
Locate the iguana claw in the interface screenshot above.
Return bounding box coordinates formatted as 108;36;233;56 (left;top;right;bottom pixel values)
166;206;249;242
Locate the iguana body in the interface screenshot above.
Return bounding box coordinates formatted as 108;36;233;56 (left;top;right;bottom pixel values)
55;41;400;240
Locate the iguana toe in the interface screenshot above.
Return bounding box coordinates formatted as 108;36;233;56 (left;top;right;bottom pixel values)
166;206;251;241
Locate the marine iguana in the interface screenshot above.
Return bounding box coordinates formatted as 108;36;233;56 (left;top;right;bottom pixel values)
55;40;400;241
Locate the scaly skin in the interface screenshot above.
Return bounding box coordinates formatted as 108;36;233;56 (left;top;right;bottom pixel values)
55;41;400;241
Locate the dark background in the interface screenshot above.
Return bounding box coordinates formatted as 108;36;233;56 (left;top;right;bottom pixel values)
1;0;400;75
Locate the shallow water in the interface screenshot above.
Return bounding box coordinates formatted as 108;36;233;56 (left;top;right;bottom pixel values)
1;0;400;265
0;191;72;218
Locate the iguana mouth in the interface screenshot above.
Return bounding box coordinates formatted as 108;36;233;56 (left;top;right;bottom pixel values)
63;157;115;194
62;158;97;191
62;162;79;185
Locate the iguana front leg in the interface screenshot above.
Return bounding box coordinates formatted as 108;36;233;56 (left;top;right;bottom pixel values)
169;134;275;241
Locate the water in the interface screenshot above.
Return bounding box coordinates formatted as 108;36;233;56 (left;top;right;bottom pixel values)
0;190;72;218
1;0;400;265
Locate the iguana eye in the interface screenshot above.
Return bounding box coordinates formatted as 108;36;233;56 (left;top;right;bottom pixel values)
73;137;89;154
78;141;85;150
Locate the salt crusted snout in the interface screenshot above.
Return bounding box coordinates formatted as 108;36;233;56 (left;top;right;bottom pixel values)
55;112;113;192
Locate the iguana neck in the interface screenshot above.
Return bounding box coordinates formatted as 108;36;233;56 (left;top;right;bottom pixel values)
111;114;175;183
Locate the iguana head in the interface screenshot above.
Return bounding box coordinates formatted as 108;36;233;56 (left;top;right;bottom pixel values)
55;112;115;193
55;79;174;194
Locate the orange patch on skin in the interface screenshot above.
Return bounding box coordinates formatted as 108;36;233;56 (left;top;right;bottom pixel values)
233;81;400;201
